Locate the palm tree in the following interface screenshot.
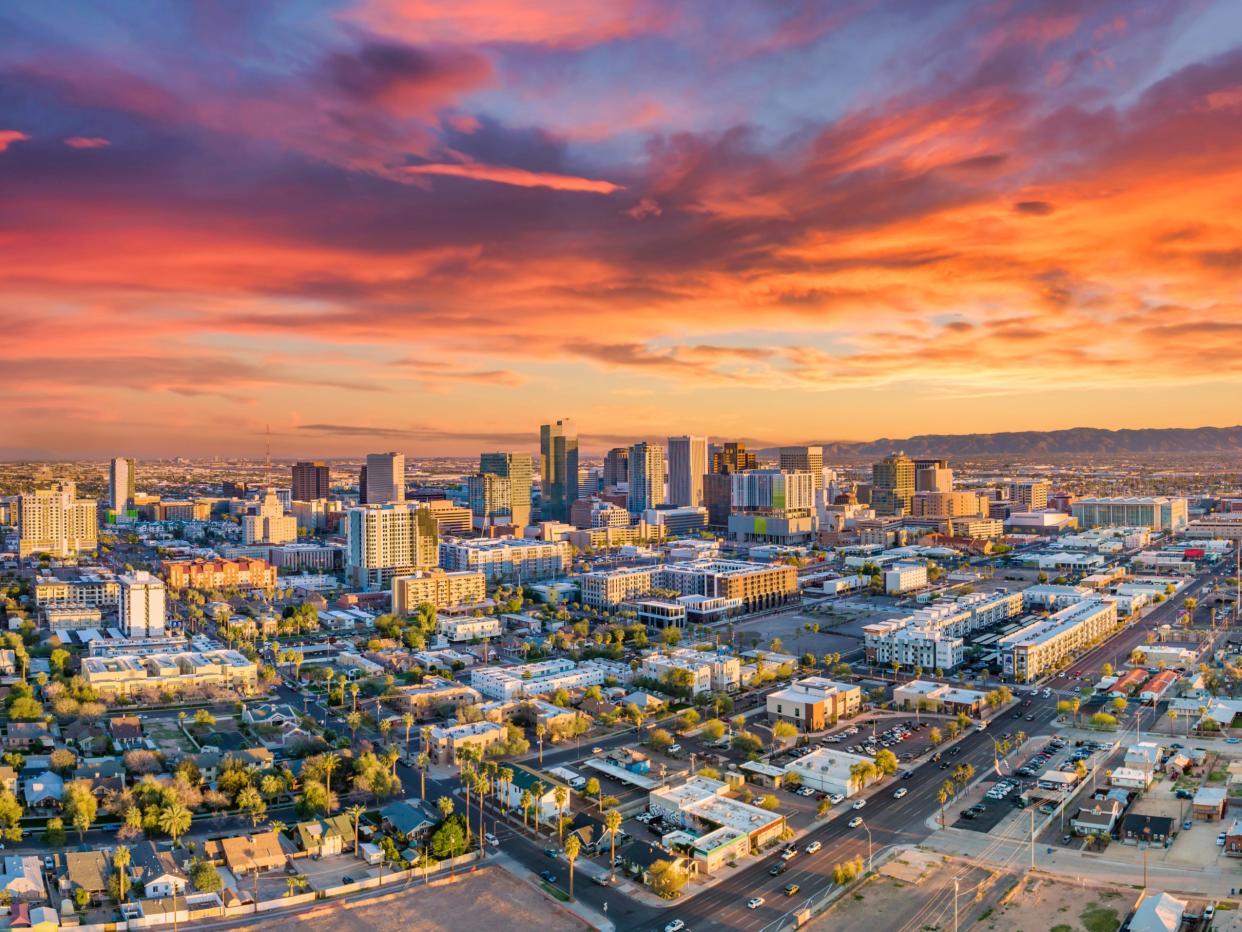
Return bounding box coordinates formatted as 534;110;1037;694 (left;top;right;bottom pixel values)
532;781;546;834
113;845;131;903
521;790;534;831
499;767;514;811
322;753;341;814
269;820;287;836
403;712;415;754
564;835;581;900
535;723;547;765
285;876;309;898
346;804;366;854
350;681;360;713
159;803;192;846
475;773;488;855
604;808;622;882
554;786;569;842
416;753;430;799
379;719;393;744
345;711;363;745
437;795;454;819
421;725;433;753
937;786;949;829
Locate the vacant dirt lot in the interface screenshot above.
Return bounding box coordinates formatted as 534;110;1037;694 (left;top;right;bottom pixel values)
981;874;1134;932
241;867;589;932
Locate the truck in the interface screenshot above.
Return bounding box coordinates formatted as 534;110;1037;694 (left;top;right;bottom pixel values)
547;766;586;790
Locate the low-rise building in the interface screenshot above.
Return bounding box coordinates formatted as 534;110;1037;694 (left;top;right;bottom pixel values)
437;616;501;642
469;658;607;700
1192;786;1228;821
892;680;987;714
1070;799;1122;837
392;569;487;614
884;561;928;594
999;598;1119;683
782;748;874;797
766;677;861;731
649;776;786;851
427;721;506;765
638;649;741;695
161;557;276;590
81;649;258;697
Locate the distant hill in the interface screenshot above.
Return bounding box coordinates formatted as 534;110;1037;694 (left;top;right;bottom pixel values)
772;426;1242;458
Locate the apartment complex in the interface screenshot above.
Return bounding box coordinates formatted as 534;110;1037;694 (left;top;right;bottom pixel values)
82;650;258;697
884;561;928;594
439;537;570;582
778;446;824;490
470;451;534;529
346;503;439;590
242;490;297;545
391;677;481;719
999;598;1120;682
667;436;708;507
119;571;166;638
1008;480;1052;511
580;565;660;609
437;616;502;642
109;457;136;514
639;649;740;694
470;658;608;700
426;721;507;765
862;590;1024;671
17;482;98;559
392;569;487;614
33;572;120;609
161;557;277;591
1071;496;1189;532
581;559;796;612
766;677;861;731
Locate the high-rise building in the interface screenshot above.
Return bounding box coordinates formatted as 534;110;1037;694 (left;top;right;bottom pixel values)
292;461;331;502
730;470;816;512
779;446;824;490
603;447;629;488
108;457;136;514
119;571;166;638
539;419;578;521
872;452;916;516
914;459;953;493
242;489;298;544
476;452;533;528
703;474;733;528
1008;480;1052;511
357;464;368;504
667;435;708;507
365;452;405;504
17;482;98;559
711;442;757;474
627;442;666;514
346;503;439;590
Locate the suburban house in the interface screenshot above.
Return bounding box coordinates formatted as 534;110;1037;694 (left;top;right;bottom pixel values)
109;716;145;749
296;815;354;856
57;850;111;905
378;799;438;839
204;831;286;875
23;772;63;809
1070;800;1122;837
499;766;562;824
1225;818;1242;858
0;857;47;902
1110;767;1152;791
621;841;696;888
5;722;51;751
1121;813;1173;846
1129;891;1186;932
1193;786;1229;821
129;842;187;899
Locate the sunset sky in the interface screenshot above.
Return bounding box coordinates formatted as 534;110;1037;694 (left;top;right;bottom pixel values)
4;1;1242;459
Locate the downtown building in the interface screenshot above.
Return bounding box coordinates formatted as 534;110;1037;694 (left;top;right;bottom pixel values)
242;489;297;545
364;452;405;504
161;557;277;591
470;658;608;700
580;559;796;613
727;469;817;545
667;435;708;506
17;482;98;559
871;452;916;516
291;461;331;502
108;457;137;515
539;419;579;521
346;503;439;590
628;441;667;514
392;569;487;614
469;451;533;529
998;597;1120;683
438;536;571;582
1071;496;1189;532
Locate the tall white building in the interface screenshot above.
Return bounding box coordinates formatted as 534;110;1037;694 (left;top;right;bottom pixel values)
346;503;438;590
667;435;708;507
119;571;166;638
628;442;667;514
242;489;298;545
730;470;815;512
365;452;405;505
108;457;135;514
17;482;98;559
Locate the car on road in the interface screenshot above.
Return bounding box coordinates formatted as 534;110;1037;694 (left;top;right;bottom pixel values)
848;816;864;828
485;833;499;847
1183;819;1193;830
901;770;913;779
664;921;685;932
544;847;559;858
747;897;765;909
769;863;787;876
781;846;798;861
829;793;845;804
1218;832;1227;846
592;746;603;753
783;883;801;897
852;799;866;810
893;787;908;799
667;744;682;755
805;841;822;854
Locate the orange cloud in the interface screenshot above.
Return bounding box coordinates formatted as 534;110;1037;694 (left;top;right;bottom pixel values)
0;130;29;152
403;161;625;193
64;136;110;148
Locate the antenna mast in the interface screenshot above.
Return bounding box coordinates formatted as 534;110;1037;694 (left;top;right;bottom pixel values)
265;423;272;488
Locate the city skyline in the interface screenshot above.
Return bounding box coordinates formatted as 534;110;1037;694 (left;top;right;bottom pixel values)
6;2;1242;457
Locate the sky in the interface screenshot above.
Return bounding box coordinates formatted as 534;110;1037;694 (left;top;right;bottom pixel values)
4;0;1242;459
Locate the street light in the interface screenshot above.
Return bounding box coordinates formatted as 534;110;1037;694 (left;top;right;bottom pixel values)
859;818;873;874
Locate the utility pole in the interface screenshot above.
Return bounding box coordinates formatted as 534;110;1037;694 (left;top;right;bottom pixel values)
1029;808;1035;871
954;877;960;932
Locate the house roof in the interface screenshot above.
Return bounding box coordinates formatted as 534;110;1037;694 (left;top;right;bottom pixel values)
129;841;186;883
379;799;436;836
1122;813;1173;837
62;850;110;893
214;831;284;873
1194;786;1228;806
24;772;63;802
1129;891;1186;932
109;716;143;741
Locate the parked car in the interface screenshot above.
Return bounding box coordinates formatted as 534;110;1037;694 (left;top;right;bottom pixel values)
852;799;866;810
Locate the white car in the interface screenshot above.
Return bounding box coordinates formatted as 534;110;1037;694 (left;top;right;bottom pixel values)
829;793;845;805
485;833;499;847
747;897;765;909
848;816;864;828
805;841;822;854
852;799;866;810
893;788;908;799
665;922;685;932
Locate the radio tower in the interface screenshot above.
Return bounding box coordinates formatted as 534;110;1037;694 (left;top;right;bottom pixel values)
265;423;272;490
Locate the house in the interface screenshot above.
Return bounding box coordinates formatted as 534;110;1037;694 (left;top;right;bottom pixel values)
206;831;286;874
61;720;106;754
296;814;354;856
1121;813;1173;846
499;766;562;823
58;850;110;904
73;759;127;796
379;799;438;839
241;703;302;728
237;747;275;771
23;772;63;809
621;841;696;887
1129;891;1186;932
1165;753;1192;779
1123;742;1162;779
1070;800;1122;837
1109;767;1152;791
1224;818;1242;858
0;766;16;795
129;842;187;899
5;723;51;751
0;857;47;902
1193;786;1229;821
109;716;144;749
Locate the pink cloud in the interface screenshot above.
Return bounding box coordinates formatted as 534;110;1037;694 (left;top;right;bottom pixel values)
404;161;625;193
0;130;30;152
64;136;110;149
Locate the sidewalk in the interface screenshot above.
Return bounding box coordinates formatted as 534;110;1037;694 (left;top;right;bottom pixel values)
493;852;616;931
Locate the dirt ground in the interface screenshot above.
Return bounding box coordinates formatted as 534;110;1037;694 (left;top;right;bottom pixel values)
980;874;1136;932
239;866;589;932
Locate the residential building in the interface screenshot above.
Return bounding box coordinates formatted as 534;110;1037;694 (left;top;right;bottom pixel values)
17;481;97;559
728;469;817;545
540;419;578;521
999;598;1120;682
766;677;861;731
0;856;46;902
1129;892;1185;932
580;565;659;608
910;491;986;518
884;561;928;594
33;571;119;608
603;447;629;488
291;462;331;502
643;505;709;536
872;452;916;516
628;441;667;514
161;557;276;591
437;616;501;642
346;503;438;590
392;569;486;614
470;658;608;700
365;452;405;504
109;457;136;514
779;446;825;491
120;571;166;638
640;649;740;694
242;489;297;545
658;559;797;612
864;624;963;670
205;831;285;875
391;677;481;719
81;649;258;697
129;841;187;899
1071;496;1189;532
439;536;570;582
427;721;507;765
668;436;708;506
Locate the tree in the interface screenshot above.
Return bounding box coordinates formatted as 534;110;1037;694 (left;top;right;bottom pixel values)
1101;662;1114;677
585;777;601;807
520;790;534;831
347;803;366;853
189;857;222;893
237;786;266;827
604;808;622;882
757;794;780;811
937;785;949;829
193;709;216;728
0;790;23;842
648;859;688;899
647;728;674;752
564;835;581;900
817;797;831;818
874;749;899;777
113;845;131;903
416;753;430;800
345;711;363;744
535;723;546;765
554;786;569;842
701;719;726;741
45;817;66;846
158;802;192;845
772;721;799;745
928;726;943;746
63;780;97;842
322;752;340;814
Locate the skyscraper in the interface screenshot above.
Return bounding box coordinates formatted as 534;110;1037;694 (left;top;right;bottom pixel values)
108;457;136;513
779;446;824;490
292;461;331;502
711;442;757;474
603;447;629;488
539;419;578;521
872;452;916;516
472;451;534;528
346;503;439;590
914;458;953;493
627;441;666;514
17;481;98;559
365;452;405;504
243;489;298;544
667;435;708;506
